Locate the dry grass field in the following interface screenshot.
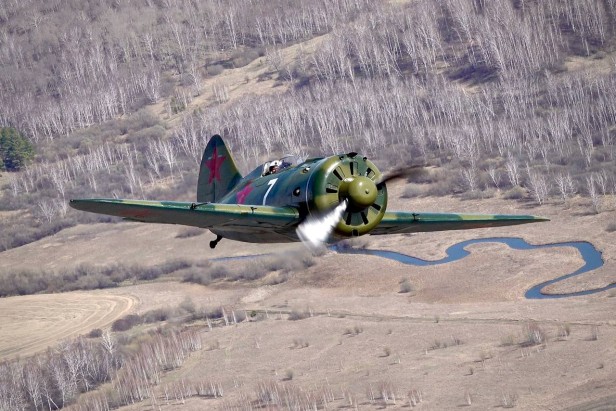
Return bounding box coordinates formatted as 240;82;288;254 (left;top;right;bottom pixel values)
0;293;136;359
2;1;616;409
1;182;615;410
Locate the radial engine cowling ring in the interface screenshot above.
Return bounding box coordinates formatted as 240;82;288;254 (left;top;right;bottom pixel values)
308;153;387;238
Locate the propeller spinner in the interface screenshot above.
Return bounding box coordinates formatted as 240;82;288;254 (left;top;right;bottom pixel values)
301;154;388;244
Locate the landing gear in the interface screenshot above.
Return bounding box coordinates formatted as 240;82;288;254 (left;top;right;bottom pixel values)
209;235;223;249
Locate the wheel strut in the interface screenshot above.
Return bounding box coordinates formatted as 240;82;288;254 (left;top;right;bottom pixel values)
209;235;223;249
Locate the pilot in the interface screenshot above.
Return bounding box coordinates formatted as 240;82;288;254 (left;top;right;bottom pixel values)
268;160;281;174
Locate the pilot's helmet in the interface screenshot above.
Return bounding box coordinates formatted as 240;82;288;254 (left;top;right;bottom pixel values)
269;160;281;173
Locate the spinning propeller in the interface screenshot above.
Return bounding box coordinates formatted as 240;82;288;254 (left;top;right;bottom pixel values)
297;153;423;250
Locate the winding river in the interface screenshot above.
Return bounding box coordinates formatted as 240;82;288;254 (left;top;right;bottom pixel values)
332;237;611;299
213;237;611;299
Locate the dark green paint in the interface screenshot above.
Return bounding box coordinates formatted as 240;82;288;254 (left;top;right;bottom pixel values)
70;135;549;245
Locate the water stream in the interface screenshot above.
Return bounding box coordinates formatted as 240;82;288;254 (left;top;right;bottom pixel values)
332;237;611;299
212;237;611;299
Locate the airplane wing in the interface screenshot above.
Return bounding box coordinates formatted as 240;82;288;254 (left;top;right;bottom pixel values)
69;199;300;231
370;211;549;235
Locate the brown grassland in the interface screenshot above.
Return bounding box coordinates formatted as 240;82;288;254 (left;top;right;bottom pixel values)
2;0;616;409
1;182;615;410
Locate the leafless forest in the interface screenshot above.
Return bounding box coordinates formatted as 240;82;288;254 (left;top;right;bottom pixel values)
1;0;616;249
0;0;616;408
0;327;205;410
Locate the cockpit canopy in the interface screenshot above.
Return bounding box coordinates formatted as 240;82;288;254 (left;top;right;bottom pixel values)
261;155;301;176
243;155;303;181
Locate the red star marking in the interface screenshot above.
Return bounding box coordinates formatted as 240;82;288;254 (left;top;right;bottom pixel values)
205;146;226;183
236;184;253;204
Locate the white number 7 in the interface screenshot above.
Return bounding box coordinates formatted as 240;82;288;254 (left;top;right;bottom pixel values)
263;178;278;205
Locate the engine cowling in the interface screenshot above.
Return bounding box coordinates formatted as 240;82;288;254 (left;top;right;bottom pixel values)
308;153;387;238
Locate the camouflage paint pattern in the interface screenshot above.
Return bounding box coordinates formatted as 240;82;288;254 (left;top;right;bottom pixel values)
69;199;300;243
70;135;549;244
371;211;549;235
197;135;242;203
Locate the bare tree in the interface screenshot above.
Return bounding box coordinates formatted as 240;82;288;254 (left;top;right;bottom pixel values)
525;164;549;205
554;172;576;203
586;174;600;213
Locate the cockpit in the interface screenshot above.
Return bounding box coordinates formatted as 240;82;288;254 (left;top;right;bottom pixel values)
242;155;303;181
261;155;301;176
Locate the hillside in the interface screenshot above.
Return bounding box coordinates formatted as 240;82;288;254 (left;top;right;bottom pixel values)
0;0;615;249
1;0;616;410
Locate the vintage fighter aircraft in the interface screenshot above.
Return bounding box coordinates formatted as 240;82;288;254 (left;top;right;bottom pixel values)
70;135;548;249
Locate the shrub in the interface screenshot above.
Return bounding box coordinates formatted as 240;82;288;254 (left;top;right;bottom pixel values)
111;314;142;332
180;297;196;314
207;64;224;76
606;222;616;233
71;273;115;290
231;48;262;68
288;309;310;321
503;186;527;200
142;308;172;323
87;328;103;338
399;278;413;293
522;322;546;346
182;267;213;285
135;259;191;281
204;307;224;319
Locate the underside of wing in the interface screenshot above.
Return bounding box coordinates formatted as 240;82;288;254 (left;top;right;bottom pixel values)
370;211;549;235
69;199;300;232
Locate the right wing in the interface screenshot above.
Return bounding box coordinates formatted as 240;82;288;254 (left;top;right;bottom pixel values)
371;211;549;235
69;199;300;231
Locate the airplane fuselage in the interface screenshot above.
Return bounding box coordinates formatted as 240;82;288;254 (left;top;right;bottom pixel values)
211;153;387;243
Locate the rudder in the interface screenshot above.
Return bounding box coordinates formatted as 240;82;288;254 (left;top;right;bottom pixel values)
197;135;242;203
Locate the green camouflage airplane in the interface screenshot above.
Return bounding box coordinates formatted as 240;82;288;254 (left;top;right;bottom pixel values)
70;135;548;249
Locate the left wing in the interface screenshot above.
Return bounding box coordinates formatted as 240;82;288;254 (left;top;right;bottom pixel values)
69;199;300;230
371;211;548;235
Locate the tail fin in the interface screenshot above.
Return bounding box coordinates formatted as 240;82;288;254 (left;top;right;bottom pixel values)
197;135;242;203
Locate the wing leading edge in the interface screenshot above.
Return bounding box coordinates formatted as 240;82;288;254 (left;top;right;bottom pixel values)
69;199;299;230
371;211;549;235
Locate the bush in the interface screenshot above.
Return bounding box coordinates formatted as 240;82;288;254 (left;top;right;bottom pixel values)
606;222;616;233
503;186;527;200
135;259;191;281
142;308;172;323
182;267;213;285
207;64;224;76
522;322;546;346
87;328;103;338
111;314;142;332
231;48;262;68
288;309;310;321
399;278;413;293
179;297;196;314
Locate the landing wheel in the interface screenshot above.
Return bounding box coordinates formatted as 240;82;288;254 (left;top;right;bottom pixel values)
210;235;223;249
